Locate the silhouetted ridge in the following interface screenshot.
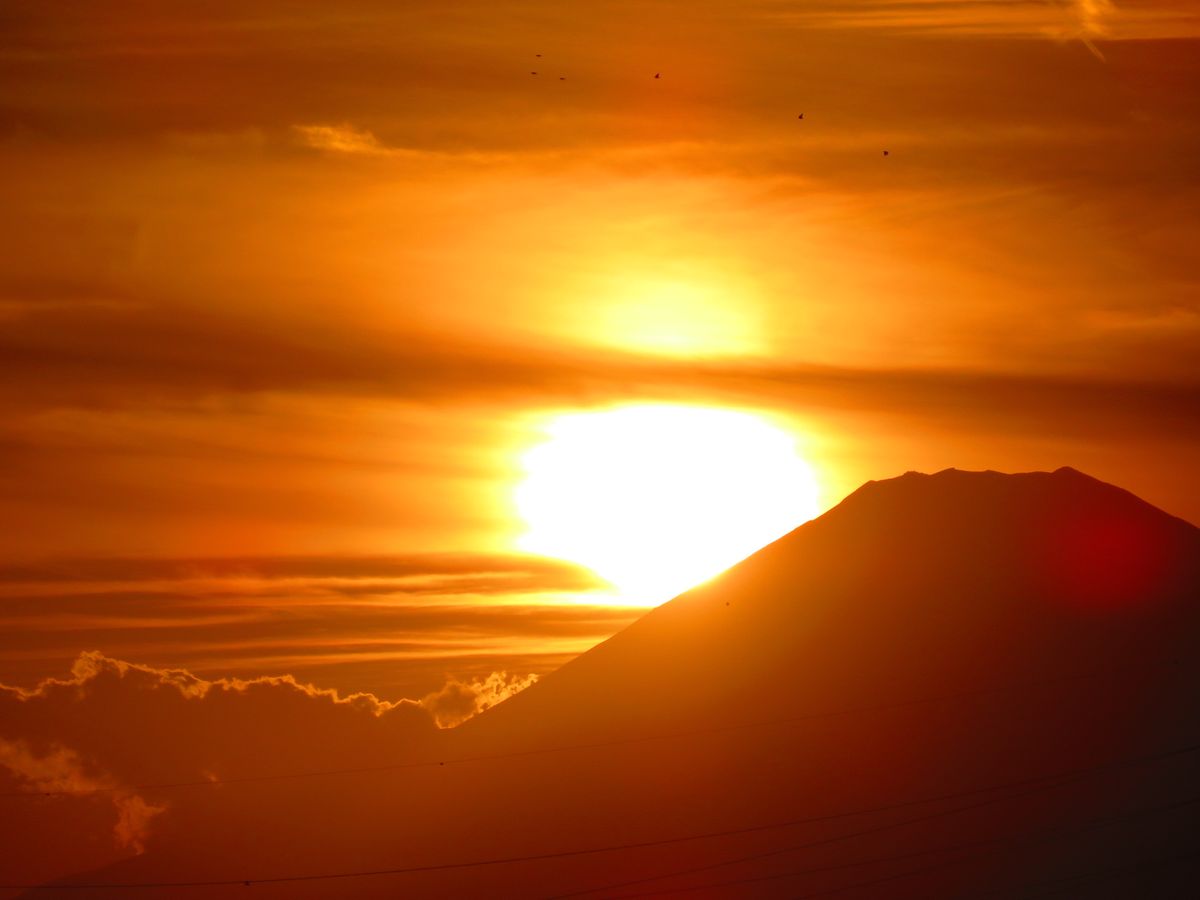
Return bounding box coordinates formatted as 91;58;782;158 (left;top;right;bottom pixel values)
775;466;1197;597
448;470;1200;900
465;468;1199;744
832;466;1186;529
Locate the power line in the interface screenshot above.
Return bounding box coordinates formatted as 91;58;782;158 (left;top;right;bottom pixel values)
543;740;1200;899
596;794;1200;899
628;846;1200;900
2;656;1185;799
4;741;1197;891
545;780;1075;900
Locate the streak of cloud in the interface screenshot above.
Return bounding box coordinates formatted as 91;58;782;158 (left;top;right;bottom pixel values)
1062;0;1115;60
0;555;633;702
0;738;165;853
771;0;1188;44
294;123;390;155
0;552;606;590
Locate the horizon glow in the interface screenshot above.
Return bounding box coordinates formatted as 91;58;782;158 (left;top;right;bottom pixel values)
514;404;821;606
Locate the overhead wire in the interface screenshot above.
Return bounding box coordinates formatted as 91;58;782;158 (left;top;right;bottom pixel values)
593;793;1200;898
3;740;1197;891
623;845;1200;900
542;742;1200;899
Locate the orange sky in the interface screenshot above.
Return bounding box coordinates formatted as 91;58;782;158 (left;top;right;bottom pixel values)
1;0;1198;698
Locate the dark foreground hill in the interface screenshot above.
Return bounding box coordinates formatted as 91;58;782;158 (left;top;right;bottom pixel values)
15;468;1200;898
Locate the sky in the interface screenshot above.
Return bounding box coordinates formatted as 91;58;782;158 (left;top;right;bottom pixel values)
1;0;1199;703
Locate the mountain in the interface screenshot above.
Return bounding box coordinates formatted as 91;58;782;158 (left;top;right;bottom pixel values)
441;466;1200;897
463;466;1199;744
17;468;1200;899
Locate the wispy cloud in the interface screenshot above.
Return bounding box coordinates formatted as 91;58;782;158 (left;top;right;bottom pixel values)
422;671;540;728
0;552;606;591
0;738;165;853
1063;0;1115;60
0;555;632;701
293;123;391;155
768;0;1195;45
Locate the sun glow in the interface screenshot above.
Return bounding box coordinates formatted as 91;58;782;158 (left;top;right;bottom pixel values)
594;277;763;357
515;405;821;606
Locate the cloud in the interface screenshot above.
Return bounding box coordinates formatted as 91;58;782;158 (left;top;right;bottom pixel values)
0;738;165;853
0;551;606;591
0;295;1195;429
773;0;1177;45
1057;0;1115;60
1072;0;1115;34
0;553;626;705
0;651;434;780
0;652;526;885
421;671;540;728
0;651;552;882
293;123;390;155
0;654;425;865
0;651;541;782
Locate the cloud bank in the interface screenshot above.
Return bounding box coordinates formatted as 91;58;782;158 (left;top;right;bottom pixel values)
0;651;544;871
421;671;540;728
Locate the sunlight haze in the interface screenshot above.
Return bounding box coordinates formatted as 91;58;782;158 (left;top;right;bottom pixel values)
515;405;821;604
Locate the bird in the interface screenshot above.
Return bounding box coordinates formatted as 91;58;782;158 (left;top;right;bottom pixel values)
883;150;889;156
536;53;542;57
654;72;661;79
559;76;566;80
531;71;538;75
798;113;804;119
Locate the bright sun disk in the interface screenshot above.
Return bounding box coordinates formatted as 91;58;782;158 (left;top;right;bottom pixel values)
515;405;820;606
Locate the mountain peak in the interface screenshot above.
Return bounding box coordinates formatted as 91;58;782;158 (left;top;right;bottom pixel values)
832;466;1188;529
467;466;1198;740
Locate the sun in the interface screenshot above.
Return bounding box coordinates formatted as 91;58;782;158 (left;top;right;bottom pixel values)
514;405;821;606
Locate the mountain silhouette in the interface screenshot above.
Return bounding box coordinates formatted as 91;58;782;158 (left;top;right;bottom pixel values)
462;467;1198;742
17;468;1200;898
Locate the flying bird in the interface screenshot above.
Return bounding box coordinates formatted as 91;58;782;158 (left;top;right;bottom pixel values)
798;113;804;119
883;150;889;156
654;72;661;79
531;71;538;75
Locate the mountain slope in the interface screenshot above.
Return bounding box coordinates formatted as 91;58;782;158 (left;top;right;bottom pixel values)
20;468;1200;899
462;466;1199;745
441;466;1200;897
